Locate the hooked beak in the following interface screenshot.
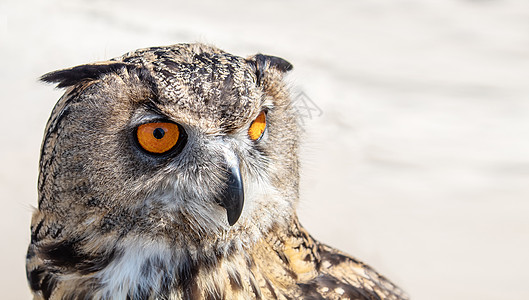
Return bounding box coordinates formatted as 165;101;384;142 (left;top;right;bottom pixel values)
217;151;244;226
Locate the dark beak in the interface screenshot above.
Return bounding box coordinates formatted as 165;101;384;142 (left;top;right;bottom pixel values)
217;156;244;226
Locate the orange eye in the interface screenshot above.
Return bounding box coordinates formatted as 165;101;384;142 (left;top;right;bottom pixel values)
137;122;180;154
248;111;267;141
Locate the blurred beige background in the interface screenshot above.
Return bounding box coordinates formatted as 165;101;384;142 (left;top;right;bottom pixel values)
2;0;528;299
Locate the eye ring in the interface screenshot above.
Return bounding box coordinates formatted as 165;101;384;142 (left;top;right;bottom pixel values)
248;111;267;141
136;122;187;155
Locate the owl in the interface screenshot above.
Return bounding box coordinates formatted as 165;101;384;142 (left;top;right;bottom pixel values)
26;43;408;299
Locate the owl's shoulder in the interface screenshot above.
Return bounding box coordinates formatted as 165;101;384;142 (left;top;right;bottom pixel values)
301;242;408;300
253;220;407;299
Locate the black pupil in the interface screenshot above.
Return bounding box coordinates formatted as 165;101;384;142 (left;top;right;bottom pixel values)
153;128;165;139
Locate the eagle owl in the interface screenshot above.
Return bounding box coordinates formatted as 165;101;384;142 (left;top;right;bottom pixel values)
26;43;408;300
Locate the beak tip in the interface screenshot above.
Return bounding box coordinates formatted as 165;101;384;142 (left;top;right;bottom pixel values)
227;210;241;226
218;161;245;226
223;185;244;226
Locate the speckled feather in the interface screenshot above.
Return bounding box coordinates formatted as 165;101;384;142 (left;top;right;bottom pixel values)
27;43;408;299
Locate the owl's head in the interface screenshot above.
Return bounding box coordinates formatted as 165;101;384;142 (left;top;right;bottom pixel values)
38;44;299;251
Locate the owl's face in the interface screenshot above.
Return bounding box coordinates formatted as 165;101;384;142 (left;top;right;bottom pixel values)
38;44;299;251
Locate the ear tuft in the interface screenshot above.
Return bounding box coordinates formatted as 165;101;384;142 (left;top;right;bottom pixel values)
40;62;132;88
248;54;293;86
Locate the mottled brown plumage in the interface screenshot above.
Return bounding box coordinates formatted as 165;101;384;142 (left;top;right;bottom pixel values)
27;43;407;299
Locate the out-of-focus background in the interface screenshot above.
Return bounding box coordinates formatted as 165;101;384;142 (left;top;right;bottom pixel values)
2;0;528;299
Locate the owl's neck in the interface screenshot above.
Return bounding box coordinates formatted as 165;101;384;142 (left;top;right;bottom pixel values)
83;215;320;299
30;212;318;299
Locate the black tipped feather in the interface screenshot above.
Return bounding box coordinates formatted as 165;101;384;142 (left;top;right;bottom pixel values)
40;63;132;88
249;54;293;86
254;54;293;73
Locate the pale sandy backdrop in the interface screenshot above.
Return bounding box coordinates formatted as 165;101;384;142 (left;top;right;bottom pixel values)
1;0;528;299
